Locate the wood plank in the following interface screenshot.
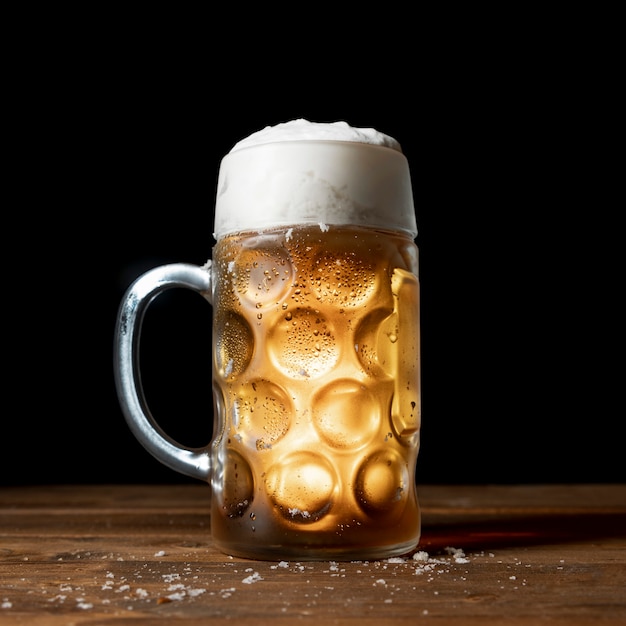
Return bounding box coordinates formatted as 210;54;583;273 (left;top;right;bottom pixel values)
0;484;625;625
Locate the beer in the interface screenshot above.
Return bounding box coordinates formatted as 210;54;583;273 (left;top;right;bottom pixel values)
210;224;420;559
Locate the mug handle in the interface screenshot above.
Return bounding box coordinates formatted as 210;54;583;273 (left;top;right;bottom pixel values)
113;262;213;481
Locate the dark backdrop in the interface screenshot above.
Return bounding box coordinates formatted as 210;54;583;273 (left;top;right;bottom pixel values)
5;21;620;487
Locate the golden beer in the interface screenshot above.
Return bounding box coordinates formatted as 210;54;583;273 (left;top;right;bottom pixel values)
210;224;420;559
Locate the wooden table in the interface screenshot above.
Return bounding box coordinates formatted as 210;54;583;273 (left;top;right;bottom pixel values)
0;484;624;625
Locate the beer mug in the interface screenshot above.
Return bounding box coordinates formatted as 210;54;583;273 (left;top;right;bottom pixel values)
114;120;421;560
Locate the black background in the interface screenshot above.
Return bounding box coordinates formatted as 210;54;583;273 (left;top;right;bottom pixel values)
5;16;621;487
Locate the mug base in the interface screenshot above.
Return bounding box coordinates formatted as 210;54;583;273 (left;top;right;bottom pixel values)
213;536;421;562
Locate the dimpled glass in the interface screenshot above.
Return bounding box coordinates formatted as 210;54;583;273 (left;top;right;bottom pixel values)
209;224;420;560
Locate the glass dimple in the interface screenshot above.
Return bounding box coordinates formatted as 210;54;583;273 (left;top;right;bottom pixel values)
215;311;254;380
265;451;336;523
308;245;377;307
312;379;385;449
390;268;421;440
232;379;292;450
215;448;254;518
354;308;395;378
233;236;293;305
355;448;409;520
268;307;338;379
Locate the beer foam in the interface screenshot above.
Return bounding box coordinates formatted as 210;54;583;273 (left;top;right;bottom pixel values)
214;119;416;239
230;119;402;153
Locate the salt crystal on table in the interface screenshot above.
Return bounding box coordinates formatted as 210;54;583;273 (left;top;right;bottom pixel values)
167;592;185;601
242;572;263;584
187;588;206;597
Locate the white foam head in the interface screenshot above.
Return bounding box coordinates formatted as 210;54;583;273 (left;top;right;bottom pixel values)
214;119;416;239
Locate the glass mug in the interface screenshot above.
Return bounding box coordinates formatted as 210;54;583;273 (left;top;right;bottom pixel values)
114;121;421;560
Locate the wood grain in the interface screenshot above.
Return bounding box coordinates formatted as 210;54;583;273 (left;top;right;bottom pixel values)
1;484;625;625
